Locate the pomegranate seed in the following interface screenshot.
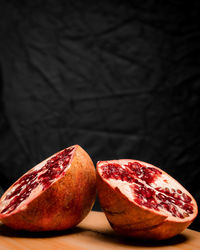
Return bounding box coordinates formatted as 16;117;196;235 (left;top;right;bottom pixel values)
177;189;182;194
164;188;170;194
173;193;179;199
172;206;177;214
146;189;153;198
156;193;167;202
125;162;162;184
183;212;189;218
176;211;184;219
167;197;176;204
169;204;176;214
174;199;182;206
160;202;169;211
182;193;192;203
148;167;162;175
183;204;193;214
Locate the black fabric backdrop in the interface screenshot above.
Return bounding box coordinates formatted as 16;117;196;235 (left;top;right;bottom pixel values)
0;0;200;231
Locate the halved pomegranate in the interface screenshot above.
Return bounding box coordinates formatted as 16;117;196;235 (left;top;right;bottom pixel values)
97;159;198;240
0;145;96;231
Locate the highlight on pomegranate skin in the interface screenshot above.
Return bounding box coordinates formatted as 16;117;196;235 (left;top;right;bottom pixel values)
97;159;198;240
0;145;96;231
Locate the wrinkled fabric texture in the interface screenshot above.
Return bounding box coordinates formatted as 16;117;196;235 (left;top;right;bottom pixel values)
0;0;200;230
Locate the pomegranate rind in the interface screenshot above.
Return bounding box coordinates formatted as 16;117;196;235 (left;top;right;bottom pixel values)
97;159;198;240
0;145;96;231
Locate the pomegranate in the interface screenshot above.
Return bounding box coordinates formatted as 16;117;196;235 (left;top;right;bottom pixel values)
97;159;198;240
0;145;96;231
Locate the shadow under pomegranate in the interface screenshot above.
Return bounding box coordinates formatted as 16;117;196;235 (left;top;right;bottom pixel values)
117;233;188;247
0;223;84;238
79;222;189;247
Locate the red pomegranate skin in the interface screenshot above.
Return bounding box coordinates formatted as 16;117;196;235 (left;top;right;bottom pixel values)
0;145;96;231
96;159;198;240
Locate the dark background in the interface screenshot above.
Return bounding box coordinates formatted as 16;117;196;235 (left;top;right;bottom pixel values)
0;0;200;231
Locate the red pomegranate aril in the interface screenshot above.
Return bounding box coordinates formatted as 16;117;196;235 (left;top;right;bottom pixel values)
146;189;155;198
144;202;153;209
1;205;15;215
183;204;193;214
167;197;177;204
169;204;176;213
102;164;121;180
164;187;170;194
19;173;36;185
156;193;167;202
126;162;161;184
171;205;177;214
5;186;22;200
161;202;169;211
156;187;182;200
102;163;136;183
134;184;155;199
123;175;134;183
3;181;40;214
183;212;189;218
182;193;192;203
174;210;183;219
148;167;161;174
149;198;159;210
172;193;180;199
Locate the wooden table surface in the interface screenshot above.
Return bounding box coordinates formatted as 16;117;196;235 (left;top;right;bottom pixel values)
0;211;200;250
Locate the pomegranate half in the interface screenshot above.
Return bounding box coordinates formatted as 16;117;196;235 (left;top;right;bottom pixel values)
0;145;96;231
97;159;198;240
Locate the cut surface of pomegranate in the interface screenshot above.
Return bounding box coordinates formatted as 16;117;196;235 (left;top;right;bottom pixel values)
0;145;96;231
97;159;198;240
